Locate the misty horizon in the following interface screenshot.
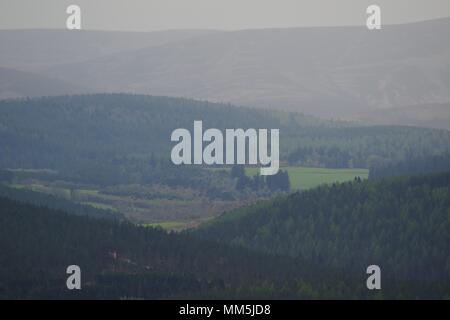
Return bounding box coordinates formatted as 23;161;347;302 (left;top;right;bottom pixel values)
1;0;450;32
2;15;450;33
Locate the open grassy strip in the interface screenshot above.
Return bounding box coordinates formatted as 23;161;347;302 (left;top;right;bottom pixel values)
6;166;368;229
245;166;369;190
143;216;216;232
7;182;245;225
80;201;118;212
142;221;190;231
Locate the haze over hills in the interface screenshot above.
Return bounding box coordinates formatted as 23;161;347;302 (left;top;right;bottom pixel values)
1;14;450;299
351;103;450;130
1;19;450;128
42;18;450;118
0;29;220;70
0;67;91;99
0;28;220;100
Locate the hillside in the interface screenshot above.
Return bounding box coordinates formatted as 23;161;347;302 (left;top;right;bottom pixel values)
0;20;449;128
1;94;448;224
0;29;219;70
0;67;91;99
1;94;449;182
0;196;347;299
37;18;450;121
0;29;220;100
1;3;449;303
1;185;447;299
0;184;123;220
194;171;450;298
351;103;450;131
370;152;450;179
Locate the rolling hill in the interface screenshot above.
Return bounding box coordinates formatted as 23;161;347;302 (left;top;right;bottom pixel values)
351;103;450;130
0;29;219;70
0;195;346;299
0;29;220;99
1;20;449;128
1;170;448;299
0;67;91;99
1;94;449;182
38;18;450;120
194;171;450;298
0;93;448;226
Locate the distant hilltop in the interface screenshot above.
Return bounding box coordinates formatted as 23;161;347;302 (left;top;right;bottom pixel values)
1;18;450;128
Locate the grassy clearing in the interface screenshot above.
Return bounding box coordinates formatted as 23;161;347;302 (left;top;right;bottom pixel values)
6;166;368;227
142;221;189;231
143;216;215;232
8;182;242;225
80;202;118;211
246;166;369;190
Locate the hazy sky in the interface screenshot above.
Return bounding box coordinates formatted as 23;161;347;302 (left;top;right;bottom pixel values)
1;0;450;31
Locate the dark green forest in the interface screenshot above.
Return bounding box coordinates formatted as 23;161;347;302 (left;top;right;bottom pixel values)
0;196;357;299
194;172;450;298
1;171;449;299
284;125;450;168
0;185;123;220
1;94;449;299
1;94;449;187
370;152;450;179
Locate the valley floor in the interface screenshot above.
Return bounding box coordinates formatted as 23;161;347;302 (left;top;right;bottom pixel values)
6;166;368;230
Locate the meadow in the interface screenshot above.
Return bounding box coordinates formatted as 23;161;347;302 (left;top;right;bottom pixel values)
6;166;368;231
7;180;245;228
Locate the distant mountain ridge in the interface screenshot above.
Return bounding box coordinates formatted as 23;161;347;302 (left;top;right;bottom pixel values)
1;19;449;128
351;103;450;130
0;29;220;70
0;29;220;99
0;67;91;99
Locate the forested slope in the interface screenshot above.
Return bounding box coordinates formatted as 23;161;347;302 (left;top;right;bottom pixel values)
1;94;449;187
0;196;301;299
370;152;450;179
195;172;450;298
0;185;123;220
2;190;446;299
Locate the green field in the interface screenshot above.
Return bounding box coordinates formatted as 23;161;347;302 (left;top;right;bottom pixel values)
142;216;214;231
246;167;369;190
143;221;188;231
80;202;118;212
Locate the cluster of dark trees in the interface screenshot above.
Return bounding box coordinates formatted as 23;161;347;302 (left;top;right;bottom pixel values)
231;165;290;192
288;146;352;168
370;152;450;179
286;126;450;169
